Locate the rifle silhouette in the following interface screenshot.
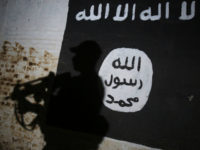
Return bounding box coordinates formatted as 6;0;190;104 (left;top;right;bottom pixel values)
5;72;55;131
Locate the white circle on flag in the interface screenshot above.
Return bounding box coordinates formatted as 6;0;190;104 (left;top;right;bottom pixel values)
98;48;153;112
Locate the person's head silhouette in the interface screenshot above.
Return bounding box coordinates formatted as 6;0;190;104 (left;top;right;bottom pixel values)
70;41;101;73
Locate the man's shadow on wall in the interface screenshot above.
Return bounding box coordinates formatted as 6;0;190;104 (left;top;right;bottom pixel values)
8;41;108;150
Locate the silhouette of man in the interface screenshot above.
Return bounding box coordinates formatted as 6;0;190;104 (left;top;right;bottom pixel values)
9;41;107;150
47;40;107;136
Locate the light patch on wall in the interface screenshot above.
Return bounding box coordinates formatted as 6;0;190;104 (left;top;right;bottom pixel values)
0;41;57;149
99;48;153;113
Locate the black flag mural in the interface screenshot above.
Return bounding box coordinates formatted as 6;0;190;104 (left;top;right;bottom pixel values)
54;0;200;149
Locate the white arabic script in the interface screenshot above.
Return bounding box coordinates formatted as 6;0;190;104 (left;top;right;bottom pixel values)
75;1;196;22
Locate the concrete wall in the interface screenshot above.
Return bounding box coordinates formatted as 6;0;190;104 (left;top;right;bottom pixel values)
0;0;68;149
0;1;159;149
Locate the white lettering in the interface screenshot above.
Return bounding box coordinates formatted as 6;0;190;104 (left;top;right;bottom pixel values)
165;2;170;19
113;4;129;21
140;3;161;21
75;2;197;22
179;1;196;20
75;10;87;21
140;7;151;21
89;4;102;21
105;3;110;19
132;4;136;20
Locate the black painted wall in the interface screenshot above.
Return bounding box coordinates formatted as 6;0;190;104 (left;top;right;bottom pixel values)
56;0;200;149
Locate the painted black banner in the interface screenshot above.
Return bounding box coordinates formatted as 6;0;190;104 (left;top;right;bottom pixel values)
55;0;200;149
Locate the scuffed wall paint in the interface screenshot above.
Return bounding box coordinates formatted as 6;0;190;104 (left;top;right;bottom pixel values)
0;41;58;150
0;41;57;96
0;0;69;149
